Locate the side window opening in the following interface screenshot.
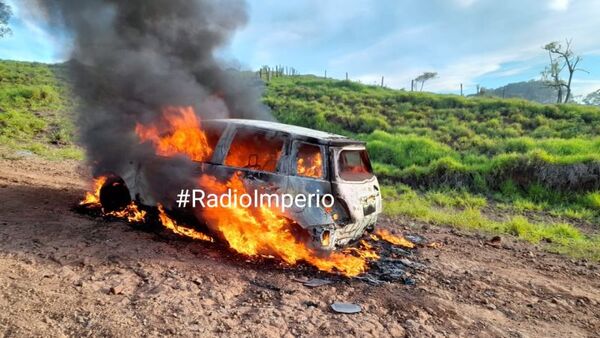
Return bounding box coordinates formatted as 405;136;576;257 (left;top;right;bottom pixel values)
224;127;284;173
204;125;223;152
337;149;374;181
296;143;324;179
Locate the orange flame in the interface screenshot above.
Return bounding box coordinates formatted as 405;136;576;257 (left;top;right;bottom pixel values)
297;151;322;178
344;240;380;260
372;229;415;248
106;201;147;222
223;133;283;172
135;106;213;162
198;173;373;276
80;176;107;206
158;204;213;242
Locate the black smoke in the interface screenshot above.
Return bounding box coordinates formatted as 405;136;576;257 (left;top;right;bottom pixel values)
31;0;272;206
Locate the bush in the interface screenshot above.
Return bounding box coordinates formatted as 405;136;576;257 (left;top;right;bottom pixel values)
365;131;453;168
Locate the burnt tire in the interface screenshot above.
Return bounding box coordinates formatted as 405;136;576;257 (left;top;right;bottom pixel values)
99;176;131;212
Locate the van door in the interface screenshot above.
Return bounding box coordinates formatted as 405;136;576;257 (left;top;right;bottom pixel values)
286;141;335;228
210;125;289;210
331;145;381;223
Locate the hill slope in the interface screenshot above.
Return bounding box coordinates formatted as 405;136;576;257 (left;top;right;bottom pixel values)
264;75;600;258
0;60;80;159
480;80;560;104
264;75;600;194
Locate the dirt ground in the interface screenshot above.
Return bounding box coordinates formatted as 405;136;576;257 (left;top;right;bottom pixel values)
0;156;599;337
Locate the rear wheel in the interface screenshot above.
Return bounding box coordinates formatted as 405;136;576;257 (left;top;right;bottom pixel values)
99;176;131;212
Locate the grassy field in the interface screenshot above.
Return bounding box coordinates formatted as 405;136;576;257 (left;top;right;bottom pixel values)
263;75;600;259
0;61;598;259
0;60;81;160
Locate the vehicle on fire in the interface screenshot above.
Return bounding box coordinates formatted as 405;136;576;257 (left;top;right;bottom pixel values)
99;119;382;250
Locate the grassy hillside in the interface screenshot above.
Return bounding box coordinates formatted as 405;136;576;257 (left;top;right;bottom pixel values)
0;60;81;159
264;75;600;259
264;75;600;213
0;61;598;259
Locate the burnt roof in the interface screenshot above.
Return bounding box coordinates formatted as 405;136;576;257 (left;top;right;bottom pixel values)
206;118;364;146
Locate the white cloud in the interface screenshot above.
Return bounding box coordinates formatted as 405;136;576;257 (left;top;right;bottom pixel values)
549;0;570;11
571;78;600;96
454;0;478;8
328;24;433;69
354;51;527;92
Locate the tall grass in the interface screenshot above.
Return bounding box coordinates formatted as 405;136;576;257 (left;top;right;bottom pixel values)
0;60;81;160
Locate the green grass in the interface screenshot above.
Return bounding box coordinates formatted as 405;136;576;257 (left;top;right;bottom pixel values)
264;75;600;223
263;74;600;259
383;185;600;260
0;60;81;160
425;189;487;209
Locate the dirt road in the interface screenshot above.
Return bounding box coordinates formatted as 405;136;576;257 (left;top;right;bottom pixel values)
0;156;598;337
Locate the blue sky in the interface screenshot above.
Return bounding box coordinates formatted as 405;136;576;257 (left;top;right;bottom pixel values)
2;0;600;96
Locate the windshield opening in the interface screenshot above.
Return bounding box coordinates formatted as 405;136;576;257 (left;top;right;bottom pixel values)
337;149;374;181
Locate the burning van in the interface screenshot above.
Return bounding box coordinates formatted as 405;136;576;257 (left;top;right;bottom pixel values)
99;117;382;250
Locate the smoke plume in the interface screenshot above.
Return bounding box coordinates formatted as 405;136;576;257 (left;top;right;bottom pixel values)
31;0;271;205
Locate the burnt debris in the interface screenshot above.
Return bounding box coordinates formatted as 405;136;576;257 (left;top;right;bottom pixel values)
76;201;430;284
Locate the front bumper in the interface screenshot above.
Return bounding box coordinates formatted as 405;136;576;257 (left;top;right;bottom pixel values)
311;212;379;250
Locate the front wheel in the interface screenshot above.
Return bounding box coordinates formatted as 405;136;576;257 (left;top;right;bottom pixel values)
99;176;131;212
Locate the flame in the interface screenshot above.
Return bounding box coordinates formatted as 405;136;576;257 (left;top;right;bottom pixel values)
158;204;213;242
80;176;107;205
106;201;147;222
349;240;380;260
224;134;283;172
428;242;443;249
198;173;372;276
372;229;415;248
135;106;213;162
79;186;214;241
79;176;145;222
297;151;322;178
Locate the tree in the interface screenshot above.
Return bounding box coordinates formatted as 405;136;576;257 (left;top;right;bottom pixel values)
414;72;437;92
542;40;587;103
583;89;600;106
0;1;11;38
541;52;566;103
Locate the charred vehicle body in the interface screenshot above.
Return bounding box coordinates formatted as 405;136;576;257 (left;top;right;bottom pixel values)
101;119;382;250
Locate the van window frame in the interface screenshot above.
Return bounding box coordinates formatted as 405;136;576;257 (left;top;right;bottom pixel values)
336;148;374;182
290;140;328;181
218;124;290;175
332;145;374;183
